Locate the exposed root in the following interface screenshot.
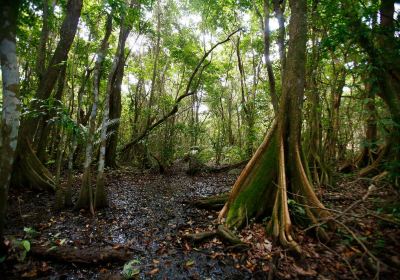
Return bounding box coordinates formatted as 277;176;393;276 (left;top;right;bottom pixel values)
358;145;388;177
372;171;389;182
183;225;246;246
13;138;55;191
268;134;301;253
216;225;243;245
184;231;216;242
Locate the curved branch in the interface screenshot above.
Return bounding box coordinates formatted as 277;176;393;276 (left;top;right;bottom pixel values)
120;28;242;154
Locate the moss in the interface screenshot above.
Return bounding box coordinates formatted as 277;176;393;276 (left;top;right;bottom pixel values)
226;135;279;228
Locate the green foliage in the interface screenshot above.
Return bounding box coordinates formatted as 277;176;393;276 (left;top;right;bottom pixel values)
122;259;141;279
23;227;39;239
287;199;308;227
22;98;85;141
6;238;32;262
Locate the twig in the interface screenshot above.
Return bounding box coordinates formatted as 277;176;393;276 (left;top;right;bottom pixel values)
303;185;377;232
318;239;360;280
334;220;382;280
360;206;400;226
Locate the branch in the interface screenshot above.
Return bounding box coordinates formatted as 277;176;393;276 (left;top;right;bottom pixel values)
120;28;241;154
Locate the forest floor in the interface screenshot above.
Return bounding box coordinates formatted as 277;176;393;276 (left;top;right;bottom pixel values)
1;167;400;279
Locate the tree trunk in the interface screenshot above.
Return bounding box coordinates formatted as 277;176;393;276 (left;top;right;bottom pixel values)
218;0;330;250
105;0;135;168
273;0;286;77
95;13;114;209
235;37;255;157
355;76;378;168
345;0;400;181
254;0;278;113
0;0;21;248
12;0;83;191
76;13;112;213
37;63;67;162
35;0;51;83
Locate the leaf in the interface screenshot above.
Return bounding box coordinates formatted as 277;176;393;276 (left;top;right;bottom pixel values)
21;268;37;278
122;259;141;279
293;264;317;277
149;268;159;275
24;227;39;238
47;246;57;252
185;259;195;267
21;240;30;252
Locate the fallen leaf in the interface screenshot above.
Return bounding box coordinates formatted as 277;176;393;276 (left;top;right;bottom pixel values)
21;268;37;278
293;264;317;277
149;268;159;275
185;259;195;267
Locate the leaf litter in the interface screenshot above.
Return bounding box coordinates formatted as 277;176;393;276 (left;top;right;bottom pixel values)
1;168;399;279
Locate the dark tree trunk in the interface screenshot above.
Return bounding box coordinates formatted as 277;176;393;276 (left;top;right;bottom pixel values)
105;1;135;168
37;63;67;162
346;0;400;179
12;0;83;191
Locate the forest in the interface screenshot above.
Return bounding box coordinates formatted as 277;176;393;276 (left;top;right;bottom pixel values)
0;0;399;278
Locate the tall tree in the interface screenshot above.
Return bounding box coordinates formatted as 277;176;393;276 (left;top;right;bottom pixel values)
0;0;21;249
12;0;83;191
105;0;136;168
342;0;399;180
218;0;330;250
76;12;113;212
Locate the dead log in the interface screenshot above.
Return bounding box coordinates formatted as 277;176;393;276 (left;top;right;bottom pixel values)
190;193;229;210
30;245;133;264
206;159;249;173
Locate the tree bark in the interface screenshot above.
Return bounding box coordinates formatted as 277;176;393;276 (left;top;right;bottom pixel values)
0;0;21;248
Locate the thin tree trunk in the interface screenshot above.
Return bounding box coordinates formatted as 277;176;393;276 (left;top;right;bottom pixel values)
254;0;278;112
273;0;286;76
37;63;67;162
235;37;255;157
76;13;112;213
105;0;136;168
36;0;51;82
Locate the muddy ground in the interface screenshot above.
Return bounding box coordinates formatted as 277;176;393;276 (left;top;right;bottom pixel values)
1;168;399;279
